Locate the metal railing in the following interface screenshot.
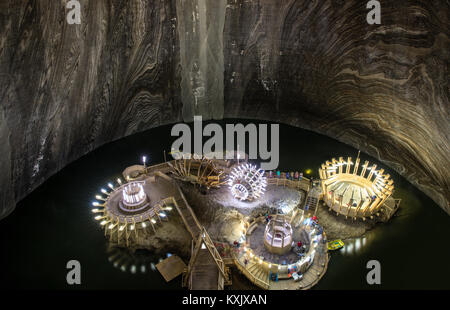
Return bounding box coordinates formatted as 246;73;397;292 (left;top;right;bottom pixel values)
267;177;310;192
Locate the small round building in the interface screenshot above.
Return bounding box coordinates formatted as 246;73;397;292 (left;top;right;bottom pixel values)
319;156;394;219
264;216;293;255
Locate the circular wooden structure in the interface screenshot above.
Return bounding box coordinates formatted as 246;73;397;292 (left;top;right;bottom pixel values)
319;156;394;219
169;155;226;188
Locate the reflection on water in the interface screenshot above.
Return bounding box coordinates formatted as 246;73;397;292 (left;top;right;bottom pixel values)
106;246;169;275
339;235;374;256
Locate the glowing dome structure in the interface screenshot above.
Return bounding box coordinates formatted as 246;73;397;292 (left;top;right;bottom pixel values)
120;181;149;213
228;163;267;201
263;215;293;255
319;156;394;219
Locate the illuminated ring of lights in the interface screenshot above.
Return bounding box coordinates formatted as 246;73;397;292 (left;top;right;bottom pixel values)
228;163;267;201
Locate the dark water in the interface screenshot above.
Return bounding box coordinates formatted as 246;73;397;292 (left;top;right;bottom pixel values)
1;119;449;290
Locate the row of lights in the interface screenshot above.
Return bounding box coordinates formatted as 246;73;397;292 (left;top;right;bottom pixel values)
240;217;324;274
91;155;161;230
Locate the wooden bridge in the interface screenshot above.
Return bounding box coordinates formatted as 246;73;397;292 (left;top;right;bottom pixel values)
154;171;230;290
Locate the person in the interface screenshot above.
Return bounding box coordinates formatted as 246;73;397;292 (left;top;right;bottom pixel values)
269;170;273;178
290;172;294;180
295;171;299;179
299;172;303;180
297;241;302;247
277;170;281;178
286;172;290;179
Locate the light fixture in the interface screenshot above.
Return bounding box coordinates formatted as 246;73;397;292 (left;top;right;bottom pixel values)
228;163;267;201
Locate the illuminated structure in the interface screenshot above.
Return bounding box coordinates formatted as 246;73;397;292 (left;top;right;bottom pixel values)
263;215;293;255
93;177;173;247
319;157;394;219
228;163;267;201
169;154;226;188
120;182;149;213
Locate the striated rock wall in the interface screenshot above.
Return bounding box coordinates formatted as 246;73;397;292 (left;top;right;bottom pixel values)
223;0;449;214
0;0;182;218
0;0;448;219
176;0;226;120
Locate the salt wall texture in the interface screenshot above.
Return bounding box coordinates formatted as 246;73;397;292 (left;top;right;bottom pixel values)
0;0;182;219
0;0;448;219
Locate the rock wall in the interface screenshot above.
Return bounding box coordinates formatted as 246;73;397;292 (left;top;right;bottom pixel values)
0;0;182;218
0;0;448;219
223;0;449;213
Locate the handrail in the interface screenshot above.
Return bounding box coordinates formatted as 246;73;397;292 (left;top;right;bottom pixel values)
267;177;310;192
173;181;203;232
200;227;228;280
233;258;269;290
155;171;228;287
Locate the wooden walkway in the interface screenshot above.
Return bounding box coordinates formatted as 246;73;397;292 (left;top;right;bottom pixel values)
129;160;329;290
154;171;229;290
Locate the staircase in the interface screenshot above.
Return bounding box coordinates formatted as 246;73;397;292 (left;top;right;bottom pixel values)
243;261;270;288
304;194;319;216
